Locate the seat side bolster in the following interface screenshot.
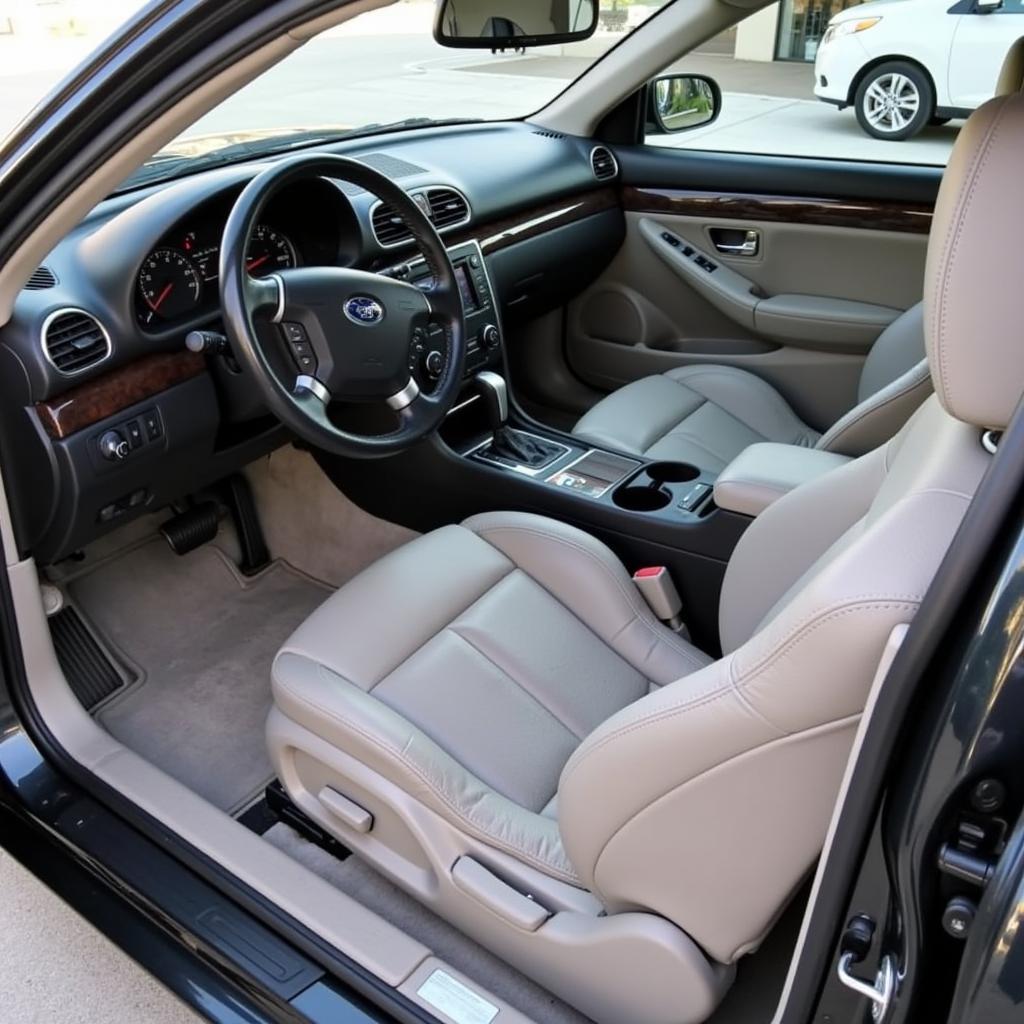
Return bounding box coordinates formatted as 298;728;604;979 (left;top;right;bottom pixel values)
462;511;711;686
556;598;915;963
817;359;932;457
271;651;580;884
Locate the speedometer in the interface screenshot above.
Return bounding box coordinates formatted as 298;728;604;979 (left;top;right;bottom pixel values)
138;248;201;324
245;225;297;276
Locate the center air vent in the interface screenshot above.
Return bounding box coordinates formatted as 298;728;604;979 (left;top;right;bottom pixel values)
590;146;619;182
42;309;111;374
371;186;471;248
426;187;470;229
25;266;58;290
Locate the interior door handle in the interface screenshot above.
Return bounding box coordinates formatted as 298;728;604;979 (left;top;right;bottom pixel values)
711;229;760;257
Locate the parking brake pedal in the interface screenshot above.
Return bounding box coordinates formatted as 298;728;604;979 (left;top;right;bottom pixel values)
161;501;219;556
223;474;270;576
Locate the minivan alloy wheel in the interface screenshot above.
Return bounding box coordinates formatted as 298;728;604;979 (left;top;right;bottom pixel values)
865;73;920;133
854;61;933;141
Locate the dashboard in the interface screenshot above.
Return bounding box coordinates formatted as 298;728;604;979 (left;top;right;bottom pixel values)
0;121;625;563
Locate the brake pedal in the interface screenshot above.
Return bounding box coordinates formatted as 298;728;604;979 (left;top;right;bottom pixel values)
160;501;219;556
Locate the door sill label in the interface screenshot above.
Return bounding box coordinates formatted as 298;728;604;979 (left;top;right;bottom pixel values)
417;969;499;1024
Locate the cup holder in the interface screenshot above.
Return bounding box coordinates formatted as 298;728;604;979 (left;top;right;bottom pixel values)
612;461;704;514
647;461;700;484
613;484;672;512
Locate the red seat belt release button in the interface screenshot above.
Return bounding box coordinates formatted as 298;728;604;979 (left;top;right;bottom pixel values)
632;566;684;630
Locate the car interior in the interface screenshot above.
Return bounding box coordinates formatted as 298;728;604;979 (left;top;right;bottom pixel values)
1;3;1023;1023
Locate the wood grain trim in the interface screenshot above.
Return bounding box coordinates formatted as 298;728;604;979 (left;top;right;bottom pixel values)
36;351;206;440
452;187;619;255
622;186;933;235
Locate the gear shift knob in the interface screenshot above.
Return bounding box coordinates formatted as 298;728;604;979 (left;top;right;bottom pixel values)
475;371;508;432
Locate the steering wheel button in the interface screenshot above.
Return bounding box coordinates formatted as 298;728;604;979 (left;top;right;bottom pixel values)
282;321;308;343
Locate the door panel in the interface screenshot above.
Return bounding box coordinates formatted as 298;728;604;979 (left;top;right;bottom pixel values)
948;6;1024;110
564;153;934;432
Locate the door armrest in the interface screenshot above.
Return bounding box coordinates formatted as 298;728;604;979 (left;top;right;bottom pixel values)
714;443;851;518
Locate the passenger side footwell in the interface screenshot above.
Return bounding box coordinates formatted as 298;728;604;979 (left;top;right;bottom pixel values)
69;538;331;813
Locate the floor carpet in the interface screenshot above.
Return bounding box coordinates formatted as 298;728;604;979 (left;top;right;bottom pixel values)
70;539;331;813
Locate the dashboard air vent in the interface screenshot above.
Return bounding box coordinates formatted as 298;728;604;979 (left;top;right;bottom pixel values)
43;309;110;374
532;129;566;139
590;146;618;182
25;266;58;290
371;203;414;247
425;187;470;230
371;186;471;248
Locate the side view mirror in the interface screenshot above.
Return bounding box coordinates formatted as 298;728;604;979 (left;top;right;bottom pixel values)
434;0;598;50
648;75;721;134
976;0;1003;10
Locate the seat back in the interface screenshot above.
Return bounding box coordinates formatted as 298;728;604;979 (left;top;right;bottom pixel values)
558;93;1024;966
815;302;929;456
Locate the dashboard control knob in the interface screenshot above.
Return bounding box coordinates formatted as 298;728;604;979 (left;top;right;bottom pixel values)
481;324;500;351
424;350;444;379
99;430;130;462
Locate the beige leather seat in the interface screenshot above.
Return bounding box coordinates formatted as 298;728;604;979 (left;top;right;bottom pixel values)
268;95;1022;1024
572;301;928;471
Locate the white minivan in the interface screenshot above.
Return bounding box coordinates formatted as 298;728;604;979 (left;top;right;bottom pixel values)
814;0;1024;139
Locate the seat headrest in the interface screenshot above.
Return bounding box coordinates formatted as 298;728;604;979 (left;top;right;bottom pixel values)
996;36;1024;96
925;93;1024;430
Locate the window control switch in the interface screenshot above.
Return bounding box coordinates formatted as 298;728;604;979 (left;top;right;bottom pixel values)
125;420;144;449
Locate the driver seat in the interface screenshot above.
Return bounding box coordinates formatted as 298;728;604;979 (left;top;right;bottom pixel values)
267;95;1021;1024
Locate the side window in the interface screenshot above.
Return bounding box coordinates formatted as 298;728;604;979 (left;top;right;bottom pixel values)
643;3;1006;167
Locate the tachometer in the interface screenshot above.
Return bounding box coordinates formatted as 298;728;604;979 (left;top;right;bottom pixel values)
138;248;202;324
245;225;297;276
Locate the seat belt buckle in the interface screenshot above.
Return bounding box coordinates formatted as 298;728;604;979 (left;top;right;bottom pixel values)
633;566;686;633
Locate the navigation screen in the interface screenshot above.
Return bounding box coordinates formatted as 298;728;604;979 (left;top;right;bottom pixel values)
454;263;479;313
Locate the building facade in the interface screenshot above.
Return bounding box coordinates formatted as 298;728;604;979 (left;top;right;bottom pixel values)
735;0;871;61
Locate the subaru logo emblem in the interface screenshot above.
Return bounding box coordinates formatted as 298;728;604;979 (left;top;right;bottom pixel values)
344;296;385;326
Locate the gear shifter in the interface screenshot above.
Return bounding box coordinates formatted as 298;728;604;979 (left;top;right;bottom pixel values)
474;372;564;469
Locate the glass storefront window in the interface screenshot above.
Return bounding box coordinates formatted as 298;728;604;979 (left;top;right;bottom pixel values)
776;0;870;61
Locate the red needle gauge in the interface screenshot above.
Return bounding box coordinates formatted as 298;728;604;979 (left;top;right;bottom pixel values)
246;254;271;273
147;281;173;312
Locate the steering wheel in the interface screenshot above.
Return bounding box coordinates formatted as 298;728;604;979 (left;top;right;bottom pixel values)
220;154;467;458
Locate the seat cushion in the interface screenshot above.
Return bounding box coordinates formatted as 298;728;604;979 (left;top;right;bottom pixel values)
272;511;710;882
573;365;820;472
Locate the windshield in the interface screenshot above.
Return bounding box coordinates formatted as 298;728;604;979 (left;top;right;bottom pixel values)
1;1;671;187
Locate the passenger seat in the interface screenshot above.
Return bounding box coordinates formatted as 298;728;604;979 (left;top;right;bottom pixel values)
572;303;928;471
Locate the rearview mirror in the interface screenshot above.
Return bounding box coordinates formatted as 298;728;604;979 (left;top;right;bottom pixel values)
434;0;598;50
648;75;721;134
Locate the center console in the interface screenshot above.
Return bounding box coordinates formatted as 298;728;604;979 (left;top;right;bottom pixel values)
388;240;504;388
335;245;751;652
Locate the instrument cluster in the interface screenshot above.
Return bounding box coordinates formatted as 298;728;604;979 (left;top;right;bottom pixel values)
136;221;297;328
